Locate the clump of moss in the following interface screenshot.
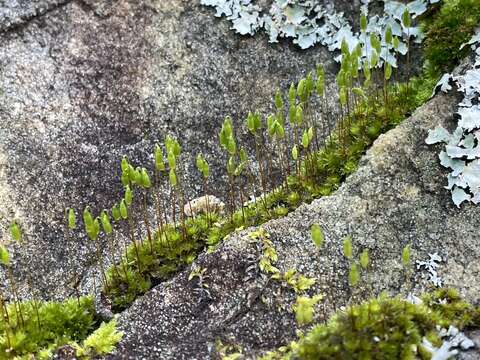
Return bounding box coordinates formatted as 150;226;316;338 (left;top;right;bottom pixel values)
106;189;304;310
405;0;480;109
296;296;439;359
421;288;480;329
0;221;123;359
261;289;480;360
422;0;480;74
0;297;95;358
74;318;124;358
105;213;221;309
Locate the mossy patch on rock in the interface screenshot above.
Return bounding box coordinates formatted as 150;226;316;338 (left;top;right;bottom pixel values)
260;289;480;360
423;0;480;74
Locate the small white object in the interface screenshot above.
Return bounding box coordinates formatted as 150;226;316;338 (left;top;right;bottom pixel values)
184;195;225;217
433;73;453;96
406;293;423;305
416;253;443;286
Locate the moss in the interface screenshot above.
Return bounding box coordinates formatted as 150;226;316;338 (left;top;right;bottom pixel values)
421;288;480;328
0;297;95;358
261;289;480;360
105;213;220;309
408;0;480;109
422;0;480;74
0;297;124;359
297;297;437;359
74;318;124;358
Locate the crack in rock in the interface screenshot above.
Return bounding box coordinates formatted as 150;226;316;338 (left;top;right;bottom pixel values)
0;0;73;33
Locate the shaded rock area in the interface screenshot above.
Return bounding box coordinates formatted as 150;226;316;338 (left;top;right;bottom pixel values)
0;0;70;32
111;77;480;358
0;0;343;299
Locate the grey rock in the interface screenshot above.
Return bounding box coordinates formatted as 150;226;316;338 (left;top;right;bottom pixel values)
459;330;480;360
0;0;70;32
111;89;480;358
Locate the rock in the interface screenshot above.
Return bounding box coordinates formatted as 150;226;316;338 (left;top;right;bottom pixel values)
110;84;480;358
0;0;69;32
53;344;76;360
459;330;480;360
0;0;340;299
184;195;225;218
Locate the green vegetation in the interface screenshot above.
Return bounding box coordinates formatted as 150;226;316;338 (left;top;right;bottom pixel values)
0;222;123;359
410;0;480;108
260;289;480;360
293;295;323;326
249;228;321;326
74;318;124;358
105;213;222;308
422;0;480;74
249;228;317;295
422;288;480;329
0;297;95;359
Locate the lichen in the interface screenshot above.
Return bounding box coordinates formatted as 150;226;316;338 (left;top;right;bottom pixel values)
426;29;480;206
200;0;428;61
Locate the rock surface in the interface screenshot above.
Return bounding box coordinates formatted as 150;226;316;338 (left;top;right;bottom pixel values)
110;76;480;358
0;0;339;299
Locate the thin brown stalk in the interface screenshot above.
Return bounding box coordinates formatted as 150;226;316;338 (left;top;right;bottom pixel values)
65;226;81;305
0;293;11;349
7;267;24;328
95;238;109;294
26;273;41;329
203;179;211;225
127;217;143;274
142;192;154;255
228;174;235;222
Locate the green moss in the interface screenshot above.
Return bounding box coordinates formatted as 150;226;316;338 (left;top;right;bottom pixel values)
105;213;220;309
74;318;124;358
0;297;95;358
261;289;480;360
297;297;437;359
408;0;480;109
421;288;480;328
422;0;480;74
